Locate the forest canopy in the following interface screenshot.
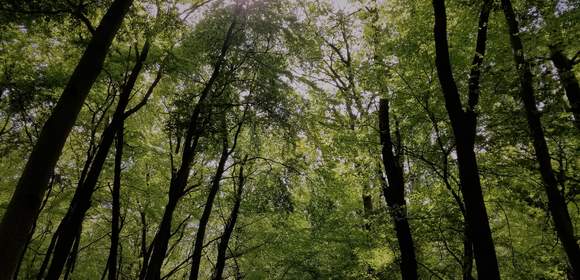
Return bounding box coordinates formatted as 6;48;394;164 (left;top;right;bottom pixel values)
0;0;579;279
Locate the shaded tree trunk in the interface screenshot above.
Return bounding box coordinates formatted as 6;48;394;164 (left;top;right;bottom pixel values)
362;182;374;231
39;40;152;280
62;226;81;280
422;100;475;280
106;125;125;280
0;0;133;277
378;99;418;280
138;209;149;280
462;226;475;280
14;176;55;280
190;142;231;280
549;44;580;131
502;0;580;275
212;157;247;280
141;15;238;280
432;0;500;278
190;115;244;280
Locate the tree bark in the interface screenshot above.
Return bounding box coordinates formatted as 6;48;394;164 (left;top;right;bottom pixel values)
190;141;231;280
141;15;238;280
549;44;580;131
39;40;151;280
502;0;580;275
0;0;133;277
432;0;500;279
107;125;124;280
462;226;475;280
378;99;418;280
212;158;247;280
190;112;244;280
13;176;55;280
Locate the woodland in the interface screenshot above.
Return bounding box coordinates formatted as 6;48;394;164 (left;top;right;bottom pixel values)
0;0;579;279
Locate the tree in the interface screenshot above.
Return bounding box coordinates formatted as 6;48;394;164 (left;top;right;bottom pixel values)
1;0;580;279
0;0;133;277
378;98;417;280
141;10;239;280
501;0;580;275
212;156;248;280
189;114;244;280
38;38;159;280
432;0;500;278
549;44;580;131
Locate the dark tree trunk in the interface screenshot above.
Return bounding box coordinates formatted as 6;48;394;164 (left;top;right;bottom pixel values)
502;0;580;275
141;15;238;280
421;86;475;280
14;176;55;280
62;226;81;280
0;0;133;277
462;226;475;280
432;0;500;279
107;126;124;280
138;209;149;280
190;108;244;280
190;142;230;280
142;193;180;280
549;45;580;130
212;158;247;280
362;184;373;231
40;40;151;280
378;99;418;280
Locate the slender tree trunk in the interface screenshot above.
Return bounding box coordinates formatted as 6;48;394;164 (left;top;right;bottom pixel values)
0;0;133;277
14;176;55;280
502;0;580;275
212;158;247;280
362;182;373;231
107;126;124;280
138;209;149;280
40;41;151;280
62;226;81;280
378;99;418;280
462;226;475;280
432;0;500;278
142;16;238;280
142;193;180;280
190;108;244;280
190;141;230;280
549;45;580;130
421;97;475;279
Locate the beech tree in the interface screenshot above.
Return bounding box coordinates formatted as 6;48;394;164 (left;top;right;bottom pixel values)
0;0;133;278
0;0;579;279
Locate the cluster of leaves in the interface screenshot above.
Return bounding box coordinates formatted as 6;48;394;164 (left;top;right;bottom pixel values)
0;0;579;279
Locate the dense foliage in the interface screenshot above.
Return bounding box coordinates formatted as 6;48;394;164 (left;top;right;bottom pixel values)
0;0;579;279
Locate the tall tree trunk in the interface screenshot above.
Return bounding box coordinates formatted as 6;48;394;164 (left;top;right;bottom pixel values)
190;142;230;280
107;126;125;280
421;94;475;279
62;226;82;280
432;0;500;278
138;209;150;280
0;0;133;277
378;99;418;280
462;226;475;280
190;114;244;280
362;182;374;231
549;44;580;131
212;157;247;280
40;40;151;280
14;176;55;280
141;15;238;280
501;0;580;275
